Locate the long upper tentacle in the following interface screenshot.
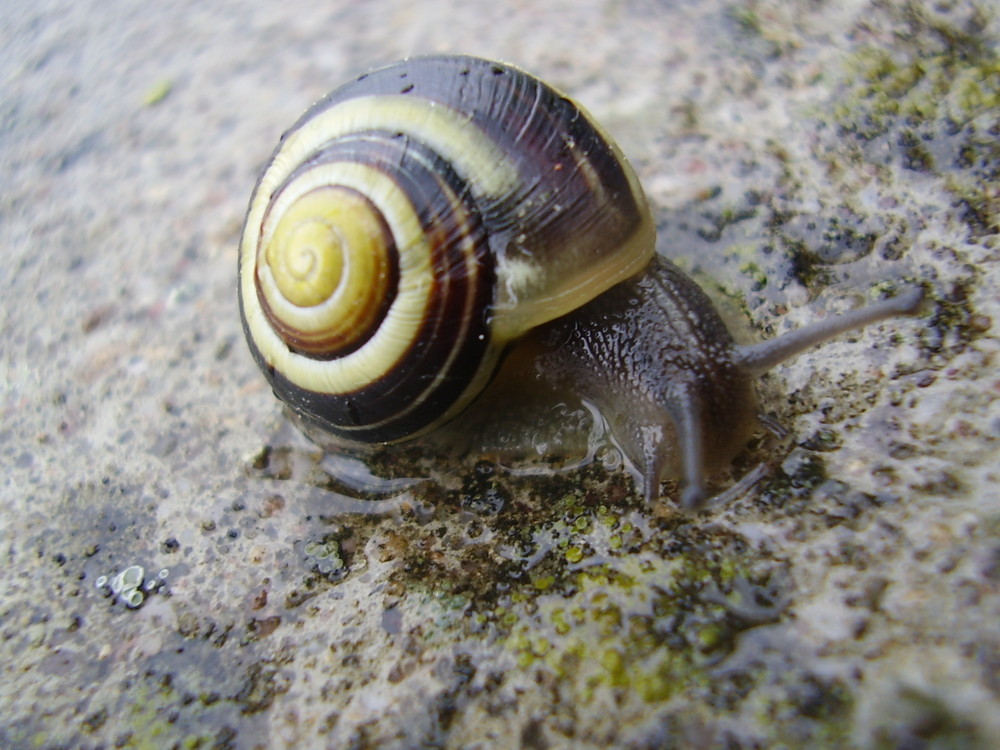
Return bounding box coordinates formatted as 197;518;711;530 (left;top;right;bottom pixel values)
732;286;924;375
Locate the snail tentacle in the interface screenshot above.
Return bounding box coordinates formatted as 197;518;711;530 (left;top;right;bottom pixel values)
675;388;707;510
732;286;925;375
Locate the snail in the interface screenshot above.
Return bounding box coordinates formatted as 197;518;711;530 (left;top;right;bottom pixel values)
238;55;923;509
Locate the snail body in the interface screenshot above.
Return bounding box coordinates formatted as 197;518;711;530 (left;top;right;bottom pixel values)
239;55;922;508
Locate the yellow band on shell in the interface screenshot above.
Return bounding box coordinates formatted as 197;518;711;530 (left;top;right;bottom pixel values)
243;162;431;395
240;94;518;397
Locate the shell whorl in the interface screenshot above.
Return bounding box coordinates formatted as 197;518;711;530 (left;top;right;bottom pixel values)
239;55;655;444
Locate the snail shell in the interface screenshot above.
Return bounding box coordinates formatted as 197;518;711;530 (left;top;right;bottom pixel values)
239;55;654;444
239;55;923;508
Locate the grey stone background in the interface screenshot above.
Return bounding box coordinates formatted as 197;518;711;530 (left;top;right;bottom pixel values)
2;0;998;748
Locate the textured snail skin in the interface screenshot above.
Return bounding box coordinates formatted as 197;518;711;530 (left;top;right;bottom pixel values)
239;55;924;509
533;255;924;508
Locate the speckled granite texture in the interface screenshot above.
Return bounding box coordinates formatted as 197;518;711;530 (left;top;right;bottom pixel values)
2;0;998;748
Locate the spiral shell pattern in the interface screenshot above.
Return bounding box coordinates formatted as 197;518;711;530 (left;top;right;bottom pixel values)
239;56;655;444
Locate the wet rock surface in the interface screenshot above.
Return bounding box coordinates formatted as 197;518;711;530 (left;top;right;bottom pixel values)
2;0;998;747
